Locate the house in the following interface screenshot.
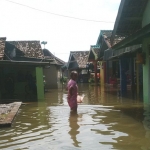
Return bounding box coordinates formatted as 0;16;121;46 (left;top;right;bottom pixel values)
96;30;113;85
93;30;123;86
43;49;66;89
87;45;100;84
0;38;53;102
67;51;89;83
104;0;149;100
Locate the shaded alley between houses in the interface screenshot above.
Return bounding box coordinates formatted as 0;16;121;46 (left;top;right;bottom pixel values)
0;84;150;150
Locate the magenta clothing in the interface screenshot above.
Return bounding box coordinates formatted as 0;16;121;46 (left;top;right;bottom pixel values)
67;79;78;109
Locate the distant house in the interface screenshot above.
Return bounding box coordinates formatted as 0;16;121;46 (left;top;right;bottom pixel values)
88;45;99;62
43;49;65;89
96;30;113;85
8;40;44;59
104;0;148;98
0;38;53;102
67;51;89;82
95;30;124;85
88;45;100;83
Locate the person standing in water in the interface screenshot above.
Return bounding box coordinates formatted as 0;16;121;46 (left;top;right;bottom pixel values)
67;71;78;112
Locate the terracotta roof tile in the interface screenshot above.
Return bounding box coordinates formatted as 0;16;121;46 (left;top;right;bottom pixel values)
90;45;100;55
70;51;89;68
8;41;44;58
98;30;125;47
101;30;112;38
113;35;125;46
43;49;65;65
0;37;6;60
93;49;99;55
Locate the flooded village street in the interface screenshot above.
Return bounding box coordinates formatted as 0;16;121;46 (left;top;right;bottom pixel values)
0;84;150;150
1;0;150;149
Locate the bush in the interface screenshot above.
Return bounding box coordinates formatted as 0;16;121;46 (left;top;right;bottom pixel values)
88;77;95;83
60;76;68;84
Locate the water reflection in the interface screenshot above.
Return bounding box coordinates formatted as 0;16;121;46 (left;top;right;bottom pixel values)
1;84;150;150
0;102;53;150
68;111;81;147
143;105;150;137
141;105;150;150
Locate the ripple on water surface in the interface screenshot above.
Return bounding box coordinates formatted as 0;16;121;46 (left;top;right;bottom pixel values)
0;85;150;150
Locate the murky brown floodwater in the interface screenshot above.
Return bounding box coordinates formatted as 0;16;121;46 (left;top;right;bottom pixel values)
0;84;150;150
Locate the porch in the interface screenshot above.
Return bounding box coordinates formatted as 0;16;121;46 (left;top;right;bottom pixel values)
0;60;48;103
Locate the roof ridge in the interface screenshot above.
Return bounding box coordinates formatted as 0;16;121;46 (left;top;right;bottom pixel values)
8;40;40;42
43;49;65;64
70;50;89;52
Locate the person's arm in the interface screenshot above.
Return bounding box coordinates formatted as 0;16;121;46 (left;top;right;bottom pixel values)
69;86;74;96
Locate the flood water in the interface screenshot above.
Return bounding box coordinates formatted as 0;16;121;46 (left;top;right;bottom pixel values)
0;84;150;150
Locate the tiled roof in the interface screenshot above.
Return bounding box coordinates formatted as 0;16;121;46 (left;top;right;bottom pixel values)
70;51;89;68
88;45;100;61
97;30;125;47
43;49;65;65
90;45;100;55
0;37;6;59
8;41;44;58
93;49;99;55
101;30;112;38
101;30;112;48
43;49;54;59
113;35;125;46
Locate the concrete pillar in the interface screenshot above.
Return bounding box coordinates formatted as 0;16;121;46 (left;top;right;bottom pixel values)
129;57;135;99
94;60;97;84
129;58;134;86
106;61;109;84
136;61;140;100
36;67;44;101
143;38;150;103
119;57;127;96
103;62;106;83
100;61;104;86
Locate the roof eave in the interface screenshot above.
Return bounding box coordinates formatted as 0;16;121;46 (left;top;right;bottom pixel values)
111;0;126;45
112;23;150;50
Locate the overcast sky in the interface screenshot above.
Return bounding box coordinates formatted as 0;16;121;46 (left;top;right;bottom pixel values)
0;0;121;62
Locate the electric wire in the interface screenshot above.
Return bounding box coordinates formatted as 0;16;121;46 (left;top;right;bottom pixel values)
4;0;114;23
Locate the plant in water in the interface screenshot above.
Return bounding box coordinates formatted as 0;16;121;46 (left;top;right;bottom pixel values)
88;76;95;83
60;76;68;84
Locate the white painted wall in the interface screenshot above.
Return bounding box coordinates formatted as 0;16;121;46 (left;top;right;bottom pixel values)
43;65;58;89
